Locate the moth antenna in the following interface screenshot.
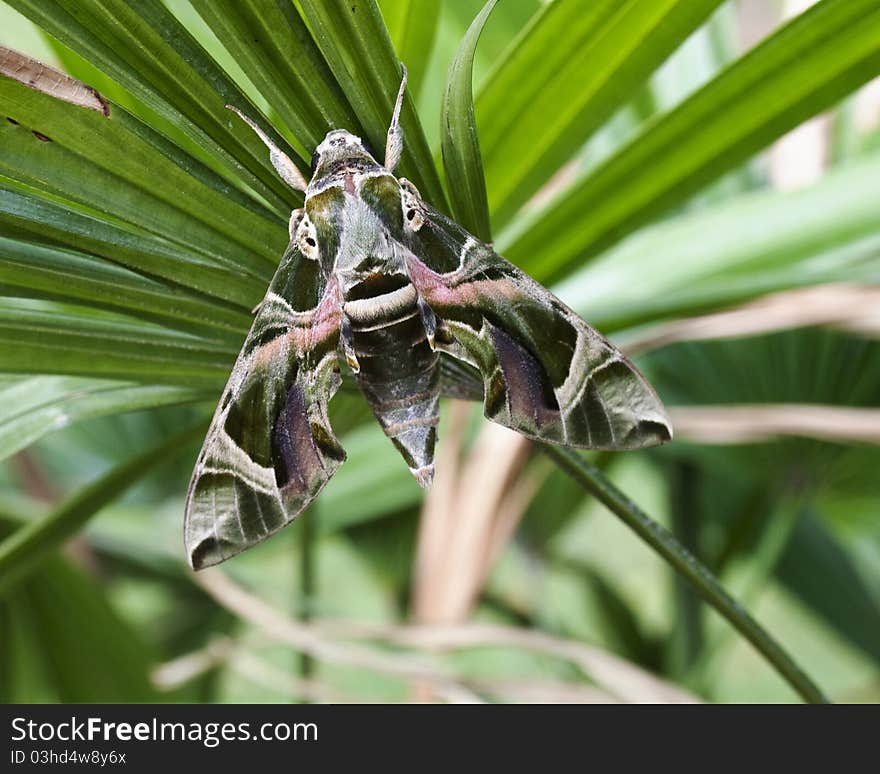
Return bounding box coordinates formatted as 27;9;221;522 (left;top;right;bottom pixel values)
383;63;407;172
225;104;308;192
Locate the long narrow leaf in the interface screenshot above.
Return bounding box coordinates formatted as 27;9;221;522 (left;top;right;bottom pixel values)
504;0;880;279
4;0;301;211
190;0;362;155
3;558;159;701
778;511;880;666
0;307;234;389
478;0;724;227
378;0;440;100
553;150;880;332
0;376;204;462
0;186;267;309
441;0;497;241
0;419;208;595
0;235;251;339
0;74;287;273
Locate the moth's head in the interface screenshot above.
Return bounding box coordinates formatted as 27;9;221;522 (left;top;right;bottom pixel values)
311;129;379;178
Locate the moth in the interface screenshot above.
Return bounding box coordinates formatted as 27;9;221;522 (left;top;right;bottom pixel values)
185;67;672;569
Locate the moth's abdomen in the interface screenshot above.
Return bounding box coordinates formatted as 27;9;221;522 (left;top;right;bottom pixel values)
343;276;439;486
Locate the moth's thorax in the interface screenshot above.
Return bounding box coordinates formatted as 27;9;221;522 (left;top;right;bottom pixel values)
303;169;408;296
308;129;385;195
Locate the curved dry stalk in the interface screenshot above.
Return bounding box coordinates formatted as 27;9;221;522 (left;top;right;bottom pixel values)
412;410;533;627
0;45;109;114
411;400;470;621
193;569;698;703
468;678;620;704
484;459;548;574
153;638;351;703
192;569;484;703
669;404;880;444
330;621;699;704
153;637;631;703
433;423;531;619
623;283;880;356
152;637;236;687
192;569;443;681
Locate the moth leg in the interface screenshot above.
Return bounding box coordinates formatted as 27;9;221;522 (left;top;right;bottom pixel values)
340;314;360;373
384;64;407;172
226;105;309;192
417;297;437;350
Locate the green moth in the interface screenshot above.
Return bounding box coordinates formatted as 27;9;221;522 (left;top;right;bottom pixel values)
185;67;672;569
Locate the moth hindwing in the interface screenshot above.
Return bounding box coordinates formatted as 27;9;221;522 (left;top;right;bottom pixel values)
185;65;672;569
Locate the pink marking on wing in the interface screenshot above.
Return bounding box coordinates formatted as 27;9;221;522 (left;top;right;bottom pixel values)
288;275;343;353
405;251;520;309
252;331;291;369
405;251;469;305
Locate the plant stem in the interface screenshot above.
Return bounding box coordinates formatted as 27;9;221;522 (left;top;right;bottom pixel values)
541;445;829;704
297;508;316;689
667;460;704;679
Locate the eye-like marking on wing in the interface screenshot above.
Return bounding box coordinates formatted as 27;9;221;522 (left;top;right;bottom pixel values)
184;235;345;569
404;205;672;450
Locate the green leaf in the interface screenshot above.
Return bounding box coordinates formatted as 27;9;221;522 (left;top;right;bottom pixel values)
553;150;880;333
298;0;447;207
378;0;440;100
4;0;301;211
441;0;496;241
1;558;159;701
478;0;725;227
0;235;251;339
778;512;880;667
0;186;267;309
503;0;880;279
0;306;233;388
0;419;208;595
0;75;287;276
190;0;362;156
0;376;202;462
43;37;228;177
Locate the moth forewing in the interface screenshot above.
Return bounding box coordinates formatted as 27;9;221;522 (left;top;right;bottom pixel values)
187;66;671;568
183;238;344;569
403;205;672;450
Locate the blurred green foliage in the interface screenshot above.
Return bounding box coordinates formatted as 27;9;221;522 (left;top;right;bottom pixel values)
0;0;878;703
